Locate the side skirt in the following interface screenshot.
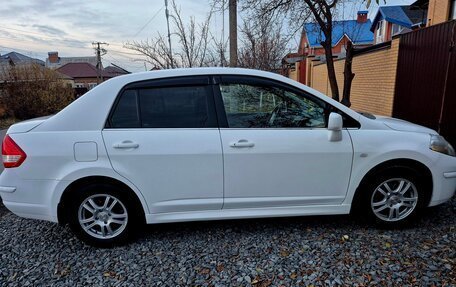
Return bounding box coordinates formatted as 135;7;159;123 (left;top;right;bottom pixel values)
145;204;351;224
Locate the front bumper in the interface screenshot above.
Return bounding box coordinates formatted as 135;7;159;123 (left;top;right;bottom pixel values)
428;154;456;206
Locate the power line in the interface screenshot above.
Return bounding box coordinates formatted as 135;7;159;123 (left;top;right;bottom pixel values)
133;4;165;37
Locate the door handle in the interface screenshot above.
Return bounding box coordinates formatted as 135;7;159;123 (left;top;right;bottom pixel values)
113;141;139;149
230;139;255;148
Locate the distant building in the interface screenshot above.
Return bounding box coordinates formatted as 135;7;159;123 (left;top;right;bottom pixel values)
103;64;130;77
370;5;428;44
0;52;45;67
56;62;110;90
411;0;456;26
56;62;129;90
284;11;374;85
46;51;97;69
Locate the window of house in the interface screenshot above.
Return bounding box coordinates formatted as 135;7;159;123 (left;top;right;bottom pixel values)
376;20;385;42
391;23;402;36
219;83;326;128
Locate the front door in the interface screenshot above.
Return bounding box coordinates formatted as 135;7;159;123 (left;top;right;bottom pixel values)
102;76;223;214
216;76;354;209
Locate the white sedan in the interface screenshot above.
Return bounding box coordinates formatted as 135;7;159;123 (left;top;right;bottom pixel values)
1;68;455;246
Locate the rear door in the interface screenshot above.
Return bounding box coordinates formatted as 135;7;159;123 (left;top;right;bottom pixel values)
215;76;354;209
102;76;224;214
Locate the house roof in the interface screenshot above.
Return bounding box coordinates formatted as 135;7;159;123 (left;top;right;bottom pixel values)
46;55;97;68
104;64;130;77
303;20;374;48
56;62;112;79
370;5;427;31
0;51;45;66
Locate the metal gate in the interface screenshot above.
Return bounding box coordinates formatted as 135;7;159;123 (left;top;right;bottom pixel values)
393;20;456;146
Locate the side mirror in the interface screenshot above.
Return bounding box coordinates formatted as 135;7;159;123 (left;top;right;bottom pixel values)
328;112;343;142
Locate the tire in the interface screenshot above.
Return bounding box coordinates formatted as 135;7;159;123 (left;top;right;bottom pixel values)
358;167;427;227
67;183;142;247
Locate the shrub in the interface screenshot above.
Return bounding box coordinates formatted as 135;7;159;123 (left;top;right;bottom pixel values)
0;64;75;120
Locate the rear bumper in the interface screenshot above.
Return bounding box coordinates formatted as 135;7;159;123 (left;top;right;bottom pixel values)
0;171;60;222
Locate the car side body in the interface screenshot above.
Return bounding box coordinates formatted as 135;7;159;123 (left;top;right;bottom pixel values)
0;68;455;245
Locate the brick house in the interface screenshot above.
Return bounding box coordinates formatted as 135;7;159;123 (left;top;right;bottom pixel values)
413;0;456;25
56;62;112;90
370;5;428;44
56;62;129;91
284;11;373;85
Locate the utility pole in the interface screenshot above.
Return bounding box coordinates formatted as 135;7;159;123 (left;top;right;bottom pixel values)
165;0;174;68
229;0;237;67
92;42;108;84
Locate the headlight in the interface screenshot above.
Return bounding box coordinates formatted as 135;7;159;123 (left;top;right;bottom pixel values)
430;135;456;157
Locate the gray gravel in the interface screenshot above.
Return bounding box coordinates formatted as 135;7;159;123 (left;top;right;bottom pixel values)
0;197;455;287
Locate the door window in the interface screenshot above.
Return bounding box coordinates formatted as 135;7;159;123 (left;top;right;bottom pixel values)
110;89;140;128
109;84;216;128
219;83;326;128
139;86;210;128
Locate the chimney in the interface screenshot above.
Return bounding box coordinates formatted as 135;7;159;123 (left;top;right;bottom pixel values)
48;51;59;63
357;11;368;23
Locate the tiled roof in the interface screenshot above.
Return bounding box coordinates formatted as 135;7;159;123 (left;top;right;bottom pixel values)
56;62;112;78
304;20;374;48
370;5;427;31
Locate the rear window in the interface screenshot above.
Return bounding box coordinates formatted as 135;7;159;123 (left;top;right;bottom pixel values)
109;85;214;128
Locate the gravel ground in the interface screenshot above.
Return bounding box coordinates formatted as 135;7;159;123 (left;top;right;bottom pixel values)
0;197;455;287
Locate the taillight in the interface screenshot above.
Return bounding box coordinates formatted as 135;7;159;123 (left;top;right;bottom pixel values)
2;135;27;168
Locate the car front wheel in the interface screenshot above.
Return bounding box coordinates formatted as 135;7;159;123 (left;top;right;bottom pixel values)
360;167;427;227
370;177;419;222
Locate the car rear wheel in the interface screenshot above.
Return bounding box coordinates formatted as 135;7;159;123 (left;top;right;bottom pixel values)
67;184;139;247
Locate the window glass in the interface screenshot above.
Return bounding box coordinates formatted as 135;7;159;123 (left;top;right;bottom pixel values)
111;89;140;128
139;86;210;128
391;24;402;36
220;83;326;128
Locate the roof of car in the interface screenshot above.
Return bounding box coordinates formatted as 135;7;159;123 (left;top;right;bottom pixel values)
37;67;361;132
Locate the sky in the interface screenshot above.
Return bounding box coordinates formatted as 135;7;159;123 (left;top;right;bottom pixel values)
0;0;415;72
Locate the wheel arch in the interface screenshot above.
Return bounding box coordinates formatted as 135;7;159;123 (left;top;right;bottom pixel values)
57;175;146;224
350;158;433;213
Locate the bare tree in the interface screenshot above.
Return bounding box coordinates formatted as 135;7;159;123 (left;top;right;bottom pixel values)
125;0;215;68
240;0;381;107
238;18;288;72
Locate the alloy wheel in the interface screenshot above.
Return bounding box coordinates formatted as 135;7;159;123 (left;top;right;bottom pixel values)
370;178;418;222
78;194;129;239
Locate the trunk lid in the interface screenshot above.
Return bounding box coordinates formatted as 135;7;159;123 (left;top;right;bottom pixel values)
6;116;51;134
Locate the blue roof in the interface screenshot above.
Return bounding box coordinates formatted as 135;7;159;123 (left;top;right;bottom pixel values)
370;5;426;31
304;20;374;48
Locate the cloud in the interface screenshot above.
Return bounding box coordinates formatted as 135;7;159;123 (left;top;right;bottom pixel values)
32;24;67;36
